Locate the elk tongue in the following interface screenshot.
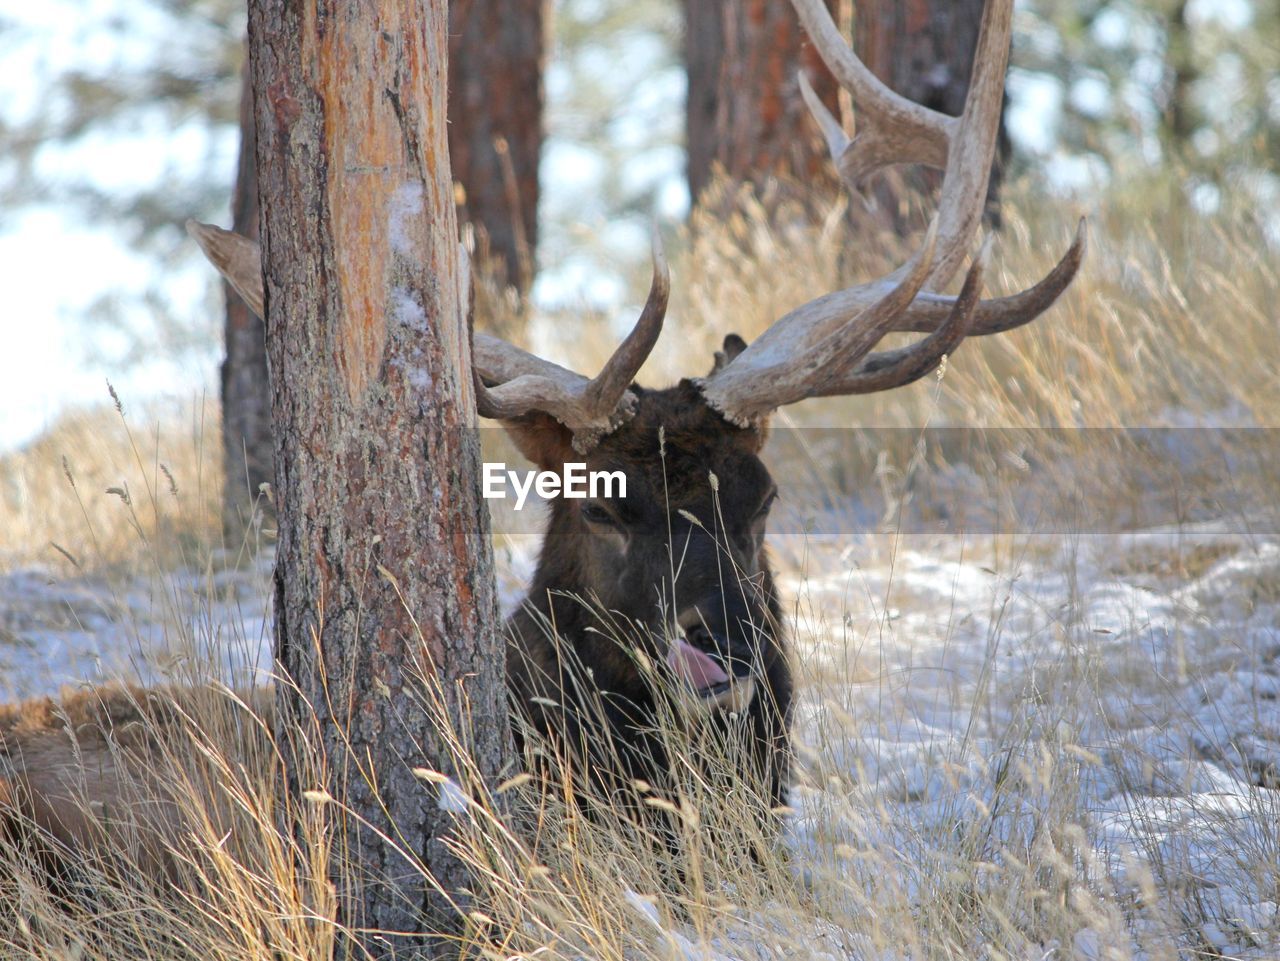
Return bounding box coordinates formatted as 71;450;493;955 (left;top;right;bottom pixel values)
667;638;729;691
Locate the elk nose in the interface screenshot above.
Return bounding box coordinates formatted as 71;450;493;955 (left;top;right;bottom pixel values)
680;619;755;681
682;622;719;654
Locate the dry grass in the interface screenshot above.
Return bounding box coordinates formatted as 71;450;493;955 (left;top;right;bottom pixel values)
2;168;1278;959
5;536;1275;960
0;393;224;575
655;170;1279;430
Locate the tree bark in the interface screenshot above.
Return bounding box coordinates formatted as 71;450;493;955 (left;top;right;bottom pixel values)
1163;0;1197;149
684;0;843;205
448;0;544;293
247;0;510;955
221;55;273;538
853;0;1009;224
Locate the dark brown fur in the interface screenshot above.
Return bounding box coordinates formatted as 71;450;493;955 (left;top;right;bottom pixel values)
502;377;792;832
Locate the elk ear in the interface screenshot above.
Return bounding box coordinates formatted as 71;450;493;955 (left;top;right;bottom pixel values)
707;333;748;376
499;413;576;470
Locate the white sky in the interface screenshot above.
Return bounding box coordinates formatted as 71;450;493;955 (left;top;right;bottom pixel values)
0;0;233;449
0;208;218;447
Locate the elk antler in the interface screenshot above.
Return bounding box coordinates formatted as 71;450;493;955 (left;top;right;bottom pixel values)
186;221;670;454
699;0;1086;425
187;220;264;317
474;232;669;452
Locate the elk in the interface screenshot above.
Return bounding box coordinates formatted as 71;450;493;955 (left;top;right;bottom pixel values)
3;0;1081;868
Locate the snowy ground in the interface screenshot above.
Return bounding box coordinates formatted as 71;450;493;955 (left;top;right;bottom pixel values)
0;554;273;699
773;521;1280;959
1;510;1277;957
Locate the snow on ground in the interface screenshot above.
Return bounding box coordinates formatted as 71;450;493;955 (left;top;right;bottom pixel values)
0;513;1277;956
0;535;539;702
780;523;1280;958
0;553;273;699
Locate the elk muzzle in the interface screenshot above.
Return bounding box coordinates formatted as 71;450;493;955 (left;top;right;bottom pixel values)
667;601;760;715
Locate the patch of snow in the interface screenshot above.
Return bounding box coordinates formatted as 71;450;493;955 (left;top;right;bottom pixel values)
387;181;425;256
436;775;468;813
785;515;1280;956
0;557;273;699
392;355;434;393
4;471;1279;955
390;286;429;332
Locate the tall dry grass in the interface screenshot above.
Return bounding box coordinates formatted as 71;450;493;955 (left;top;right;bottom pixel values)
0;392;224;575
654;169;1279;430
6;548;1273;960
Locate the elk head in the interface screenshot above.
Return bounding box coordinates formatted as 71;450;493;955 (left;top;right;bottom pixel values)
189;0;1084;717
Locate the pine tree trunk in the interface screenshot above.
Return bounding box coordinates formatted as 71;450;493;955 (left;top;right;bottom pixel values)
448;0;544;293
853;0;1009;224
247;0;510;954
1163;0;1197;149
684;0;842;205
220;56;272;538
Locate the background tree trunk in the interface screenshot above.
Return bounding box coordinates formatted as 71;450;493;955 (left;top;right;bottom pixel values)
1162;0;1197;150
220;56;273;539
853;0;1010;225
247;0;510;954
684;0;842;205
448;0;544;293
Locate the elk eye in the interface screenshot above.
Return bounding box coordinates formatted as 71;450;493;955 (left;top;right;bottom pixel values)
581;502;616;526
754;491;778;520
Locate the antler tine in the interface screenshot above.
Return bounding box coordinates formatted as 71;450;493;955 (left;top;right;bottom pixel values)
476;229;668;452
797;71;849;168
701;219;939;423
460;241;507;422
186;220;264;317
475;235;668;452
924;0;1013;291
471;334;625;448
701;0;1084;426
581;228;670;419
791;0;952;187
819;235;990;396
794;0;1012;292
190;222;669;453
891;218;1087;335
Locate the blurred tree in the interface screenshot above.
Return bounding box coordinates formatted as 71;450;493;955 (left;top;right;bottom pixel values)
4;0;1275;417
0;0;243;212
247;0;510;954
852;0;1007;136
448;0;545;294
853;0;1010;225
221;60;270;539
683;0;842;204
535;0;684;306
1163;0;1198;146
1013;0;1279;208
0;0;243;369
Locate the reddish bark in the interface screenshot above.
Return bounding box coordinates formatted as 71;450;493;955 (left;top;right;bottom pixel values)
854;0;1009;224
247;0;510;953
448;0;544;292
685;0;842;203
